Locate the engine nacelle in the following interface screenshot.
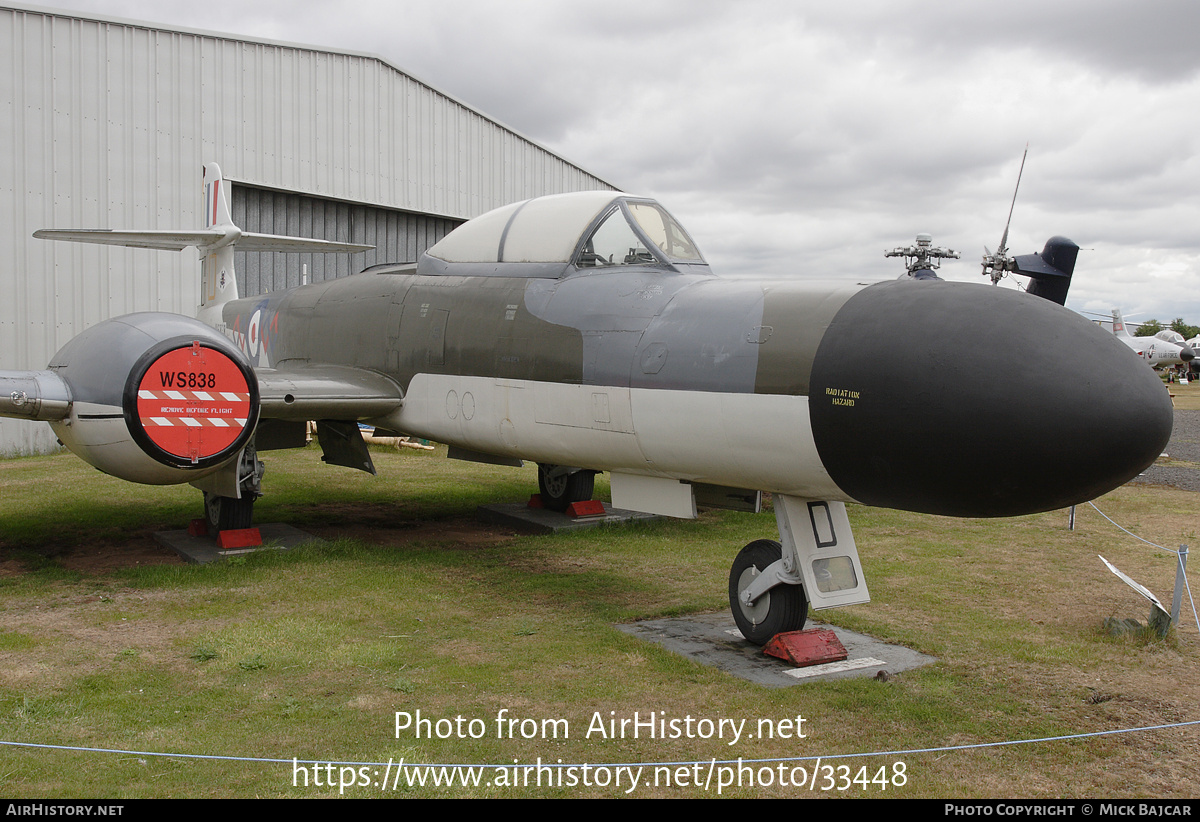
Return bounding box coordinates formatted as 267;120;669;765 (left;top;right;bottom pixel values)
47;313;260;485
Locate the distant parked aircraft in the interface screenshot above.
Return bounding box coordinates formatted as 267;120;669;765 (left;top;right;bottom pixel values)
1111;309;1196;369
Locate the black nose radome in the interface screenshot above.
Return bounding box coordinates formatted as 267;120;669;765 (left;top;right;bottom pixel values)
1181;346;1195;363
809;280;1172;518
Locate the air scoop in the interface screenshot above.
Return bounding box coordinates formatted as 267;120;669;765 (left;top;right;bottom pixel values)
808;279;1172;517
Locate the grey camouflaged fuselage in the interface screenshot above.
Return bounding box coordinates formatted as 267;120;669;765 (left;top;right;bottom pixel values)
220;261;860;402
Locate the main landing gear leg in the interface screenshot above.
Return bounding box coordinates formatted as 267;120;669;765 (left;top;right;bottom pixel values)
203;446;265;534
728;496;871;646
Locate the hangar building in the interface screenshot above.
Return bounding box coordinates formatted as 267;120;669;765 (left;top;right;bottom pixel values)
0;2;615;455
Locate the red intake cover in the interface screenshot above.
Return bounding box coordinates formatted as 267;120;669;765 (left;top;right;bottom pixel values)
126;340;257;468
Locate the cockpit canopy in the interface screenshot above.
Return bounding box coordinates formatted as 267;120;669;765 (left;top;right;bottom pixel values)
419;191;706;278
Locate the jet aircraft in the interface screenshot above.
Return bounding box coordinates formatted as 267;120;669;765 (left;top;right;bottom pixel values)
0;164;1174;645
1110;309;1196;369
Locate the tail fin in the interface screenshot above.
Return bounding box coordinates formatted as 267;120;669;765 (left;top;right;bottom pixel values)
201;162;238;308
1015;236;1079;306
203;162;234;229
34;161;374;323
1112;309;1133;338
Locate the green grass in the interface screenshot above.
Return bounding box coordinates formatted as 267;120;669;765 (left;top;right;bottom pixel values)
0;444;1197;797
1168;380;1200;410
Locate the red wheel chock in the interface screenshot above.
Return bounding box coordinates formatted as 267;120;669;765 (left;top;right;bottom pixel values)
216;527;263;550
763;629;848;667
566;500;605;518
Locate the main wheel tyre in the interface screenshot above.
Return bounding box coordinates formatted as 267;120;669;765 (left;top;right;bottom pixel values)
537;465;595;512
203;491;255;533
728;539;808;645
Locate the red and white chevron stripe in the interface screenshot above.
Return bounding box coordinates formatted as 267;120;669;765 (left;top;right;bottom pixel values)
137;389;249;402
142;416;251;428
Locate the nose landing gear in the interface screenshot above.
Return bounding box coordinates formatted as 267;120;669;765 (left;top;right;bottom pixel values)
728;497;870;646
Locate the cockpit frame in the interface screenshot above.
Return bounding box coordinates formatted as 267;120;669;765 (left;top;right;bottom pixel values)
416;192;708;279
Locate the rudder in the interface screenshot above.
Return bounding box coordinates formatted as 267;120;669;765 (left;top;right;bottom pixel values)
201;163;239;308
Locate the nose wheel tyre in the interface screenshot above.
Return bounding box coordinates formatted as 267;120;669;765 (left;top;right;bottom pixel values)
728;539;808;645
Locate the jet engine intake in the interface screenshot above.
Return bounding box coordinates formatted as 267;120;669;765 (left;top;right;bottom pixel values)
45;313;260;485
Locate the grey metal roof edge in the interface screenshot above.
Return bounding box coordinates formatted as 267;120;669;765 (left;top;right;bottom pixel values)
3;1;623;193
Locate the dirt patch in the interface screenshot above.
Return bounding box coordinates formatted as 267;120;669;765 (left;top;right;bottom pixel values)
0;585;230;690
0;542;187;576
60;543;188;573
305;514;519;551
0;508;519;577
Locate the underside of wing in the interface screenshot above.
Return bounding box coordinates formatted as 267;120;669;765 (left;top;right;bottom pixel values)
256;364;404;421
255;364;406;475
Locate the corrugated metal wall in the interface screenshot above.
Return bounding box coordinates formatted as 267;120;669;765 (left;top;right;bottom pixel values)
0;3;614;455
232;184;460;295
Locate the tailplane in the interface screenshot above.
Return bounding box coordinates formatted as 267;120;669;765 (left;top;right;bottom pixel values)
34;162;373;322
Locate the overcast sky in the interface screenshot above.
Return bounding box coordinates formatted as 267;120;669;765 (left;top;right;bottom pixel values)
37;0;1200;326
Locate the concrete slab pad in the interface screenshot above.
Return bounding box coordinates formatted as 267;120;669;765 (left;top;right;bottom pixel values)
154;522;322;564
617;612;936;687
476;501;660;534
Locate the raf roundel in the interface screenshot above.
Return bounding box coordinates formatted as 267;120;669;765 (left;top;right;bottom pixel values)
125;339;258;468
